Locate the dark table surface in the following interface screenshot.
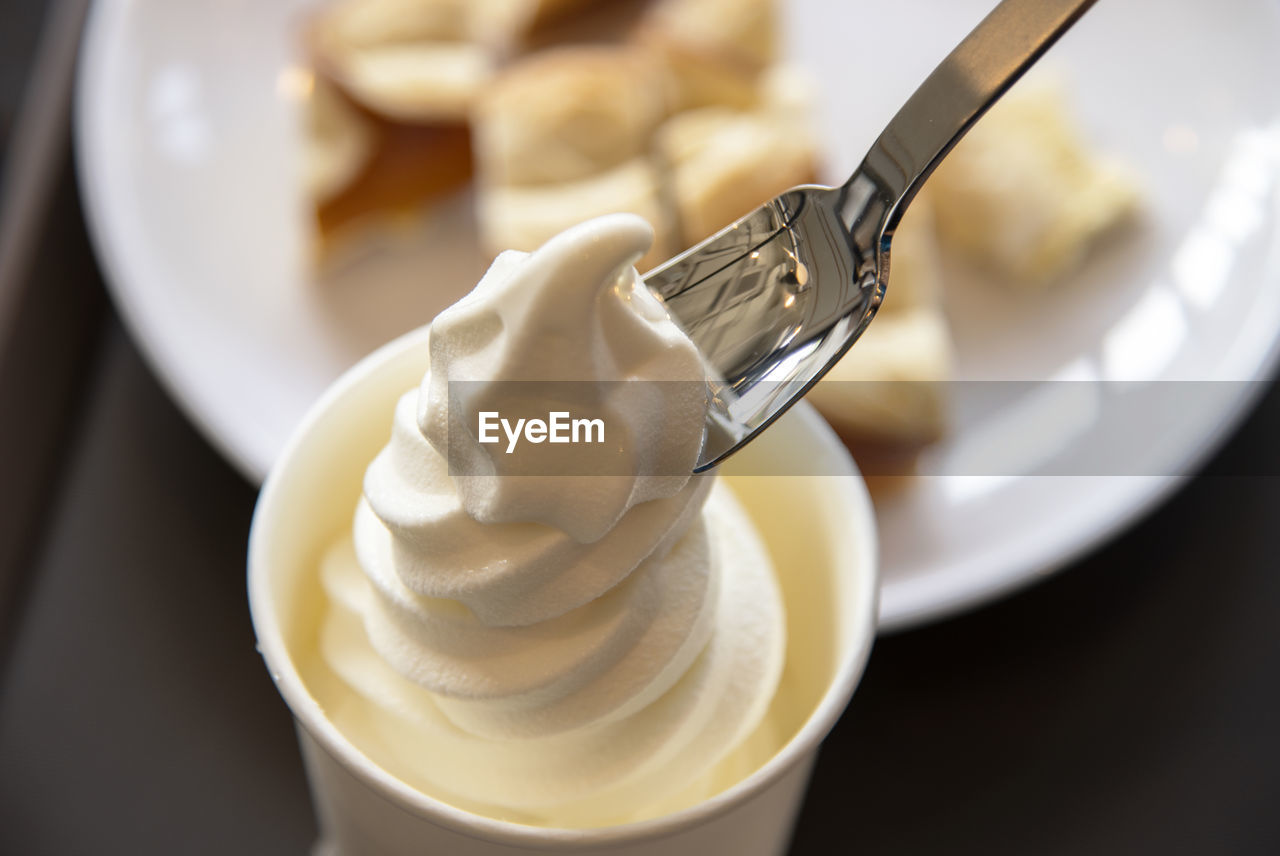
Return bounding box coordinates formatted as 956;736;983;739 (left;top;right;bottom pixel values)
1;3;1278;855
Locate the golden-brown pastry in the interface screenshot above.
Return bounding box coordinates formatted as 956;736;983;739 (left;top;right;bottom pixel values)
807;196;953;444
637;0;777;111
653;63;819;244
311;0;494;124
657;104;816;245
302;0;811;269
470;0;606;47
472;46;677;268
879;191;942;314
929;73;1140;284
472;47;668;187
303;0;494;252
807;308;954;445
658;106;816;244
478;159;675;270
304;74;376;205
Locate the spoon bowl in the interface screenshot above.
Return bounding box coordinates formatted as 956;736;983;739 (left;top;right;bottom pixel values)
646;0;1097;472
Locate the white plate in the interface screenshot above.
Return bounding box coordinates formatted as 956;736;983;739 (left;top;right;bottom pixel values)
77;0;1280;630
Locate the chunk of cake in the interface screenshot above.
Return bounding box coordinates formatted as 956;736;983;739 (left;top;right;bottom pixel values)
300;0;821;270
929;73;1141;284
472;47;676;270
467;9;821;269
303;0;489;250
300;0;607;251
808;195;954;444
655;66;819;245
636;0;778;111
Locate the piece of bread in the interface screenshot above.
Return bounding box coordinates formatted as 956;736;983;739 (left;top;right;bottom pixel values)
470;0;606;47
807;194;951;444
303;0;491;254
929;74;1140;284
310;0;494;124
313;0;472;48
472;47;669;187
657;102;817;246
636;0;776;111
478;159;674;270
807;307;954;445
472;46;677;268
305;74;376;205
880;191;942;315
304;0;819;273
304;79;473;249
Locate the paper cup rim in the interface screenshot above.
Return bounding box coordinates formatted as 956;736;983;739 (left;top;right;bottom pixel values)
248;324;879;850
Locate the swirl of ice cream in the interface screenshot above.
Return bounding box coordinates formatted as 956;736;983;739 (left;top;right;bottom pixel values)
316;214;785;825
421;211;710;543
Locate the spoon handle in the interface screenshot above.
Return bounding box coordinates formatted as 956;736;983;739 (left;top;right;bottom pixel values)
844;0;1097;235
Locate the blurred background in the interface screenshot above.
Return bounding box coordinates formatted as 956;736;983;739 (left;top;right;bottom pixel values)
1;0;1279;853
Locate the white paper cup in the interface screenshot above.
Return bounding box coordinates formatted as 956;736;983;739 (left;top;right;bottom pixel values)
249;325;879;856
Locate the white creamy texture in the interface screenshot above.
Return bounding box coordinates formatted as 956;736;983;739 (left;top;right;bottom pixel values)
317;214;786;825
422;214;707;543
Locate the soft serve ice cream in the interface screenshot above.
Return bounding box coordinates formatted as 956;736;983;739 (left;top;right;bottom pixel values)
308;214;787;827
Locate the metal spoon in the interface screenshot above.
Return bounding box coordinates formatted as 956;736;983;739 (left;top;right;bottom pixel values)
645;0;1097;472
